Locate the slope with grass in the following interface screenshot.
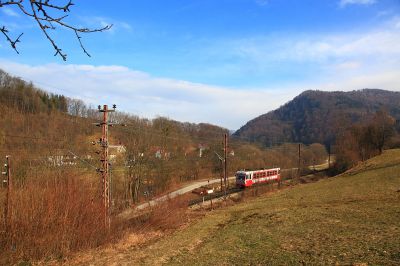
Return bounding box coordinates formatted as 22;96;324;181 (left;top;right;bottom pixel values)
70;149;400;265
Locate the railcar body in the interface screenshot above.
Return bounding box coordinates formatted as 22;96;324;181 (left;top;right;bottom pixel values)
235;168;280;188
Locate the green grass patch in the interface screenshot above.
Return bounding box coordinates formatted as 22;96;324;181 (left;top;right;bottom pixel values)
80;149;400;265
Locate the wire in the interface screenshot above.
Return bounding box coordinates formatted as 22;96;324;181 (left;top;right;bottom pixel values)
67;150;98;170
115;124;225;144
0;133;67;142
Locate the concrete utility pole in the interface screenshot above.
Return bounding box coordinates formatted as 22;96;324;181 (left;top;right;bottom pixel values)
223;133;228;196
2;156;12;233
95;104;116;228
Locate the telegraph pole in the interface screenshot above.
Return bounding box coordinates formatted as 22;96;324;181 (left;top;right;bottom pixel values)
220;164;223;193
213;151;224;192
2;156;12;233
94;104;116;228
328;143;331;169
298;143;301;177
223;133;228;196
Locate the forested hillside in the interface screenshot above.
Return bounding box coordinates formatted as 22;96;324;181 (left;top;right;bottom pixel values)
0;69;327;195
0;69;328;263
234;89;400;146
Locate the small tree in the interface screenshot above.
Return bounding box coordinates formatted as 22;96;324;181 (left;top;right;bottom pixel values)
370;110;395;154
333;109;396;173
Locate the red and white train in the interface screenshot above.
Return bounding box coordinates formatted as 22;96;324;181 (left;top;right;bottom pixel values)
235;168;281;188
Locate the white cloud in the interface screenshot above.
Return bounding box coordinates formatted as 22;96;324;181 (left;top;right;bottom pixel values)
335;61;361;70
339;0;377;8
119;22;133;31
376;10;392;18
255;0;269;6
393;17;400;29
1;58;399;130
1;7;20;17
314;70;400;91
1;18;399;130
231;26;400;64
204;15;400;89
0;60;298;129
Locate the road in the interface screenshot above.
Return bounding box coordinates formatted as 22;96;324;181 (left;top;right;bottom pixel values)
118;157;334;219
118;176;235;219
309;156;335;171
137;177;235;210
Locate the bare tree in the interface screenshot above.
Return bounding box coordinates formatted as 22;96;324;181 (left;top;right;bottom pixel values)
370;110;396;154
0;0;112;60
67;98;87;117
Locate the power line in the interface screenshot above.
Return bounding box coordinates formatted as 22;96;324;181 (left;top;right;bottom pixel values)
0;133;66;142
67;150;98;170
115;123;226;144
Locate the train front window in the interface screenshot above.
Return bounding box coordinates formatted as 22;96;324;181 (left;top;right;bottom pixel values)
237;174;245;181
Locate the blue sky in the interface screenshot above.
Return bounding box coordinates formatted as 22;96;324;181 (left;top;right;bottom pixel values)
1;0;399;129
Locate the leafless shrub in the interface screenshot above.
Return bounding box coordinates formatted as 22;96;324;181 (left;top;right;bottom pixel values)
147;196;191;231
0;173;115;264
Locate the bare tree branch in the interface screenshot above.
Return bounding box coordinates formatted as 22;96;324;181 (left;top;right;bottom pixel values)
75;30;90;57
0;0;112;60
0;26;23;54
0;1;23;8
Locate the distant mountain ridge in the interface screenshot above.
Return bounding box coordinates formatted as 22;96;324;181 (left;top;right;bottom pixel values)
234;89;400;146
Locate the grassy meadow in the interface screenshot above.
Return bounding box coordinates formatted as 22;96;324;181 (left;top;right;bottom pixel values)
65;149;400;265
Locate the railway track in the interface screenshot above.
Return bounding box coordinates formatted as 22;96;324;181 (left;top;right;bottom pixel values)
188;168;330;207
188;180;285;206
188;187;244;206
119;161;332;218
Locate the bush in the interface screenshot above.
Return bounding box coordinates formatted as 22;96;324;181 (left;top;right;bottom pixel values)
0;173;112;264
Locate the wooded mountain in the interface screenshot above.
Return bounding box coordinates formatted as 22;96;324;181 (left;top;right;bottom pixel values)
0;69;331;263
234;89;400;146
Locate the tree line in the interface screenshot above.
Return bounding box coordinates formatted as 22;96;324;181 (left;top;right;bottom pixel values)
0;69;329;262
333;109;398;173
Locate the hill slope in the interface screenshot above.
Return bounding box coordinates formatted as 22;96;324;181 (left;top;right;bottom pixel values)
234;89;400;146
71;149;400;265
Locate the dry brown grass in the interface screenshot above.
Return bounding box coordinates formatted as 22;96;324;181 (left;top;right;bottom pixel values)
145;194;195;231
0;170;207;265
0;172;116;264
0;168;326;265
64;230;163;266
58;195;203;265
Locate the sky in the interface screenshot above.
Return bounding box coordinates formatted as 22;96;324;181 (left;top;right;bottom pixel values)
0;0;399;130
